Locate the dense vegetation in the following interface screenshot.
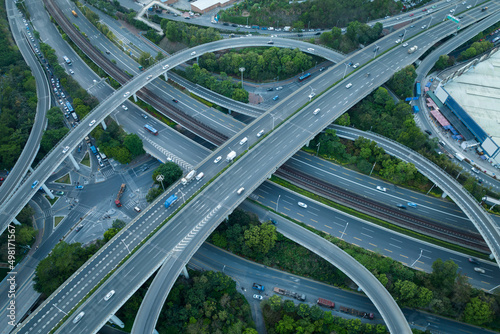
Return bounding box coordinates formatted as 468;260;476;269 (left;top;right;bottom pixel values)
162;20;222;47
320;22;383;53
263;295;390;334
175;64;249;103
211;209;500;328
146;161;183;202
116;270;257;333
198;46;314;82
91;119;145;164
33;240;105;296
220;0;401;30
0;0;37;170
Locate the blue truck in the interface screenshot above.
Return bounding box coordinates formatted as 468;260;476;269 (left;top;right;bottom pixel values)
412;105;420;113
90;145;97;154
164;195;178;209
252;283;265;291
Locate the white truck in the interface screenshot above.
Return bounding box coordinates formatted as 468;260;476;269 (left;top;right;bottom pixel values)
226;151;236;162
454;152;465;161
283;26;291;32
181;170;197;185
408;45;418;54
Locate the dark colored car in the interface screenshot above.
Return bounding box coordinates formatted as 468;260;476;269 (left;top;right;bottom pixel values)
424;130;432;135
266;87;274;91
314;32;321;35
319;67;325;71
172;99;178;103
297;34;303;37
232;24;238;27
468;257;479;264
223;22;229;26
396;204;407;209
270;219;277;225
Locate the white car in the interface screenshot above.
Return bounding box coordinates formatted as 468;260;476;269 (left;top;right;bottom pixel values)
307;48;315;52
421;25;426;29
104;290;115;301
163;64;169;70
122;105;128;110
345;83;352;89
146;75;152;80
89;120;96;127
73;312;85;324
124;91;130;97
257;130;265;137
466;5;471;8
450;9;455;13
62;146;70;154
253;294;263;300
376;186;387;192
141;113;148;119
191;51;196;56
69;69;74;74
275;86;283;91
471;167;479;174
395;39;401;44
402;43;409;47
352;63;359;68
298;202;307;208
214;156;222;163
474;267;485;274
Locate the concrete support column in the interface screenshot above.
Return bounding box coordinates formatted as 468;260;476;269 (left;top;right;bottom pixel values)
41;184;55;199
441;192;447;199
181;266;189;279
12;218;21;225
228;109;232;115
132;93;138;102
306;139;311;147
109;315;125;328
68;153;81;171
164;72;168;81
100;120;107;131
268;173;272;179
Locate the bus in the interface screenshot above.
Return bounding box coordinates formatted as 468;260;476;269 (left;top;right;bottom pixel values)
415;82;421;97
63;56;72;65
298;73;311;82
144;124;158;135
66;102;74;112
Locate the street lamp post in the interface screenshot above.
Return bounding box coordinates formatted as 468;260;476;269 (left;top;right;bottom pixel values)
340;222;349;240
343;63;349;79
427;16;434;29
156;175;165;192
316;142;321;156
239;67;245;88
411;249;424;267
276;195;281;212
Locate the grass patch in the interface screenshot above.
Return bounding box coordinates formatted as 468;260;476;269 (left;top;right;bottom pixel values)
54;216;64;227
81;152;90;167
46;196;59;206
269;175;489;260
55;173;71;184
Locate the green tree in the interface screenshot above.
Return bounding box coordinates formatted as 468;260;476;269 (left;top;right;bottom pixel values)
269;294;282;311
103;228;119;242
146;187;162;202
462;297;493;325
152;162;183;189
46;107;64;128
243;223;277;255
112;219;126;230
123;133;145;158
430;259;458;295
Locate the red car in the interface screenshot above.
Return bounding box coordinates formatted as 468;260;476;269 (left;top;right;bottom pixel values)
409;13;414;16
422;8;427;11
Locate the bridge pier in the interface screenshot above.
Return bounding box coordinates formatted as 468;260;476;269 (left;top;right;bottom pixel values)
41;184;55;199
109;314;125;328
12;218;21;225
132;93;138;102
164;72;168;81
68;153;81;171
441;192;447;199
100;120;107;131
228;109;231;115
181;266;189;279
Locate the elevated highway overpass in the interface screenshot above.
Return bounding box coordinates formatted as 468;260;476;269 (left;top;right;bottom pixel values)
9;4;500;334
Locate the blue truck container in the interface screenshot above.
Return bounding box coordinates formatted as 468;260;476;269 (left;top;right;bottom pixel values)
164;195;178;209
412;105;420;113
251;25;259;29
252;283;265;291
90;145;97;154
415;82;421;97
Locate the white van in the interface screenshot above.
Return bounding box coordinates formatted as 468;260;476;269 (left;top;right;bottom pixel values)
313;108;320;115
196;172;204;181
239;137;248;145
134;207;141;212
237;187;245;195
